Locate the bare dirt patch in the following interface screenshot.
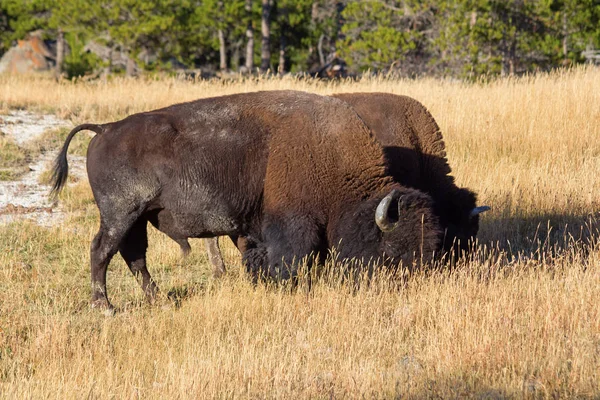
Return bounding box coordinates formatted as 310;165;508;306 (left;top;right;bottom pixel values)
0;110;68;146
0;110;86;226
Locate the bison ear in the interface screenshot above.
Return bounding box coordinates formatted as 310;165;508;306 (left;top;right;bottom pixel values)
469;206;491;219
375;189;402;232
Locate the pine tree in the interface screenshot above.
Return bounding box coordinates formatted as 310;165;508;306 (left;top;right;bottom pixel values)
337;1;434;74
271;0;313;73
547;0;600;62
438;1;541;77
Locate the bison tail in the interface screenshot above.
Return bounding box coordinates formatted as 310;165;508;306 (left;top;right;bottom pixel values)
50;124;104;198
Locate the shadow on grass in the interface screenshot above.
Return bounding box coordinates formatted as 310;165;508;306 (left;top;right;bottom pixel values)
399;376;550;399
478;210;599;261
166;284;205;308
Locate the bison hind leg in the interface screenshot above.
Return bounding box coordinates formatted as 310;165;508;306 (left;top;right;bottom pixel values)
118;217;159;303
90;211;145;310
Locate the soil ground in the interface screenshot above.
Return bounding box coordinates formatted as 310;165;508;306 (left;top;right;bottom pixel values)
0;111;86;226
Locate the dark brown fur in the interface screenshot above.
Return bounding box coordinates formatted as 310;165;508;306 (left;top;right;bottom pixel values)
332;92;485;256
51;90;440;309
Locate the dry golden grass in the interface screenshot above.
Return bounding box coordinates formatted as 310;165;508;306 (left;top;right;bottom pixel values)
1;67;599;398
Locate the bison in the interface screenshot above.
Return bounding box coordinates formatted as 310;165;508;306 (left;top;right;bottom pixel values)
51;90;441;310
203;92;489;274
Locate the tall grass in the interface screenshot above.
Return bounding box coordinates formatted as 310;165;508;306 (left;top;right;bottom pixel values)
1;67;599;398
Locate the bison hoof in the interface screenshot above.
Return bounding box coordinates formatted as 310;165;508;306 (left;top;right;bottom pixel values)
91;299;116;316
144;289;159;304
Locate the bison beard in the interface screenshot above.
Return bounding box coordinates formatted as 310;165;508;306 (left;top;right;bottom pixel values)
50;90;441;310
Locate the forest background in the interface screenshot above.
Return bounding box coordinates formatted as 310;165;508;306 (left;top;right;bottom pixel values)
1;0;599;79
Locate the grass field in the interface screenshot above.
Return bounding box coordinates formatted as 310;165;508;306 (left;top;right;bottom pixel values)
1;67;599;398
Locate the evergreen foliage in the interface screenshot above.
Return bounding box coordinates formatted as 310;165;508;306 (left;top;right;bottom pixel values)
0;0;598;78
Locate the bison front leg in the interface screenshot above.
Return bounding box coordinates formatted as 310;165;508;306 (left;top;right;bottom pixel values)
203;238;226;278
119;218;158;303
249;216;322;281
90;229;117;311
90;199;148;311
229;235;251;253
176;238;191;257
242;245;269;283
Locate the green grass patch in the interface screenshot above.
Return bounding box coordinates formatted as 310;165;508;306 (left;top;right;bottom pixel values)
0;125;91;182
26;126;91;157
0;169;21;180
28;127;92;185
38;162;86;187
0;133;30;180
57;181;96;210
37;166;53;185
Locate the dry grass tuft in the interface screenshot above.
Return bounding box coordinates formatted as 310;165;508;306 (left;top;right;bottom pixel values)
25;127;91;158
0;134;29;181
1;66;599;398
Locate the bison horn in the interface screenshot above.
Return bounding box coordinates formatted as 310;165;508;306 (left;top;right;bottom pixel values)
469;206;491;219
375;189;401;232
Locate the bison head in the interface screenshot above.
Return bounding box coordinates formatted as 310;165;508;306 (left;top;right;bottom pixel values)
331;186;441;269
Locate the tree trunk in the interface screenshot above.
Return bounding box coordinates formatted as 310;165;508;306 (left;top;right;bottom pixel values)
260;0;271;73
501;53;509;76
332;1;344;57
469;11;477;28
103;46;114;81
232;40;242;71
317;34;326;66
562;10;568;59
245;0;254;72
218;29;227;72
125;50;136;77
278;36;286;75
311;1;319;22
55;28;65;79
509;35;517;76
278;5;287;75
